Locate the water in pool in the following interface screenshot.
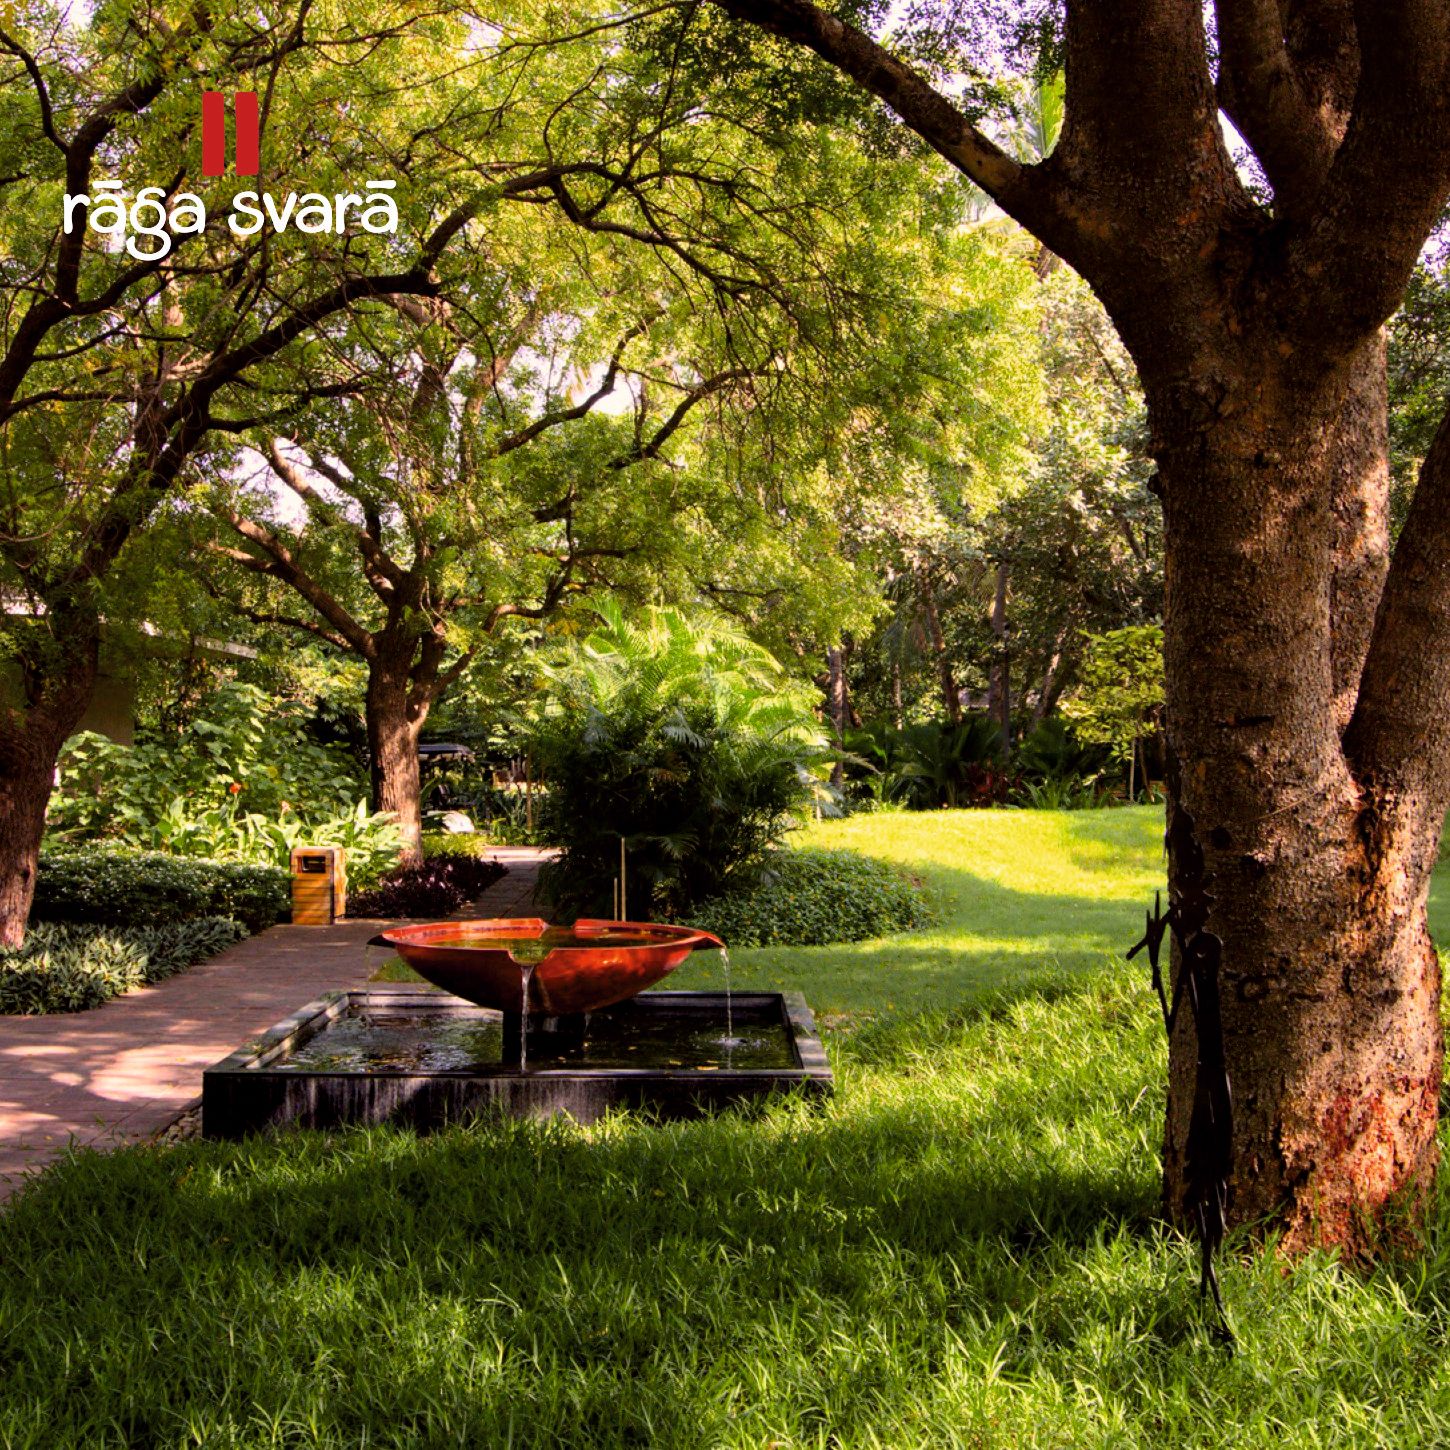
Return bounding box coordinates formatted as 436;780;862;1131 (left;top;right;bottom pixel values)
278;1001;796;1073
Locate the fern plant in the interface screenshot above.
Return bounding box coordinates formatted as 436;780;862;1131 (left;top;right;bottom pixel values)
529;600;829;919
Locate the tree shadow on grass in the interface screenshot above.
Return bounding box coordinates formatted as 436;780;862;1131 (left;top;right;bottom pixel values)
0;971;1185;1447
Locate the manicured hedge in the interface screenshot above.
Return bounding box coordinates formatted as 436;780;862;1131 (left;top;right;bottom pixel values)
687;847;933;948
34;851;288;933
0;918;247;1015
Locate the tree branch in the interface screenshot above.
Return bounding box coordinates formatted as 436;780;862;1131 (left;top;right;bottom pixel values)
1345;395;1450;812
608;366;752;468
708;0;1080;255
216;512;375;658
492;323;645;457
1215;0;1333;210
263;438;408;598
1279;2;1450;344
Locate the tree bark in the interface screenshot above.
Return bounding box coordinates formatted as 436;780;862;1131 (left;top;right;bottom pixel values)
986;559;1011;754
826;643;849;786
365;645;430;866
1155;339;1440;1256
0;616;101;947
0;725;71;949
917;566;959;723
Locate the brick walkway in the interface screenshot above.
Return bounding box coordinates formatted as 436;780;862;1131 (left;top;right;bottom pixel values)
0;847;551;1203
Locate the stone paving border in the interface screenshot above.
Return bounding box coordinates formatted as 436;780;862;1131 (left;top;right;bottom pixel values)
0;846;552;1203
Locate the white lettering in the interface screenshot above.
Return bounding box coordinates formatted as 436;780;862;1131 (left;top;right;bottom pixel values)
171;194;206;235
87;182;127;237
127;186;171;259
70;178;401;250
293;193;333;234
62;193;90;233
262;192;298;230
229;192;264;237
361;179;398;234
333;193;363;230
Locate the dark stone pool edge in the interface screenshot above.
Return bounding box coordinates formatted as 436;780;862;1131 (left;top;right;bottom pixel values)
201;987;833;1138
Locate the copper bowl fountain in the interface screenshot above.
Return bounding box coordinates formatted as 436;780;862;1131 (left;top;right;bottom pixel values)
371;917;724;1017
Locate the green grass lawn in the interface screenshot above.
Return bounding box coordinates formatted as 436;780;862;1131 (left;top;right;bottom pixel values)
6;808;1450;1447
668;807;1167;1017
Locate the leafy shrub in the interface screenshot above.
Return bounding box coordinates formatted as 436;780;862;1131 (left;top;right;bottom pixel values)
1010;775;1107;810
687;848;933;947
55;779;403;886
50;681;365;846
529;600;828;919
153;798;404;886
864;716;1019;810
1012;715;1111;786
0;918;246;1015
33;851;288;932
348;855;506;919
420;831;493;859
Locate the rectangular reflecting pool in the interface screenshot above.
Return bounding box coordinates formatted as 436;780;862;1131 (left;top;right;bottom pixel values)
202;987;832;1137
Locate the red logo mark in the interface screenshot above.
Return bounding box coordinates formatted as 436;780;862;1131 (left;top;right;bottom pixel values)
202;91;259;177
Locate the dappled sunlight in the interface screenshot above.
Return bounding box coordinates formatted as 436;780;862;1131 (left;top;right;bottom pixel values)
671;809;1167;1017
7;965;1448;1445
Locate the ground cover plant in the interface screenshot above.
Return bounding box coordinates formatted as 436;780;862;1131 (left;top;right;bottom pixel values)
0;918;246;1015
12;811;1450;1442
347;853;507;919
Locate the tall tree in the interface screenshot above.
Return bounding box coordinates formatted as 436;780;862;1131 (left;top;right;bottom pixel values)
204;17;1041;852
0;1;482;941
707;0;1450;1254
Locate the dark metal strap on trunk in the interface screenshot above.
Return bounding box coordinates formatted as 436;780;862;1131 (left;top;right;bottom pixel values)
1128;802;1235;1349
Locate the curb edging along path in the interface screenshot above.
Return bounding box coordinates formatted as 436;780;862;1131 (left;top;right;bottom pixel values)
0;846;553;1203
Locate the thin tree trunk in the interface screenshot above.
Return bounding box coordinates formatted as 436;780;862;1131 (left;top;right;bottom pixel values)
890;653;905;730
917;566;959;723
826;643;849;787
986;559;1010;755
1034;621;1071;725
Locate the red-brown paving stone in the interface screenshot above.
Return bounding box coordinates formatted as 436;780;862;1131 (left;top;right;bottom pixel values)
0;847;551;1204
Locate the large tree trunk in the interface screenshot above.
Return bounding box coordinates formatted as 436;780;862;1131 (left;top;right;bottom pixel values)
365;647;430;866
712;0;1450;1264
1155;338;1441;1256
0;617;101;947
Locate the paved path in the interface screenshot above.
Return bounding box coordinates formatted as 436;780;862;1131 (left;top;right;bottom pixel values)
0;847;552;1203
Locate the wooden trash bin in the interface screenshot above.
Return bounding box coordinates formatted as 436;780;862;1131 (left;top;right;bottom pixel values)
290;846;347;925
